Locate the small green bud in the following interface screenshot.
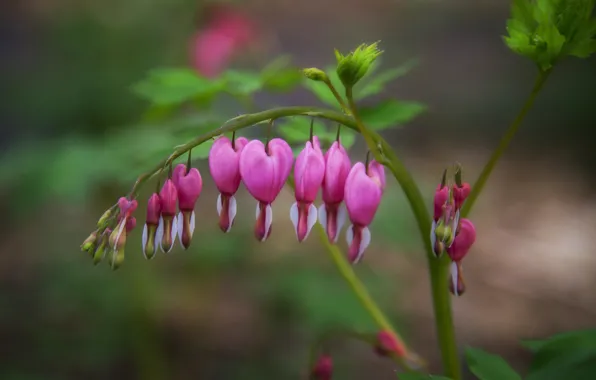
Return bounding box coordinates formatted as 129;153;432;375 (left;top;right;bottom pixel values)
97;209;112;229
81;231;98;254
335;42;383;89
303;68;328;82
109;248;125;271
93;231;109;265
435;221;452;243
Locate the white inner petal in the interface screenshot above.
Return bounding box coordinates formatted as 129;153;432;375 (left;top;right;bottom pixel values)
190;211;196;238
346;224;354;246
176;212;184;248
430;220;437;253
142;224;149;259
169;214;178;253
450;261;459;297
217;193;223;216
113;219;126;250
304;203;318;241
155;216;164;252
227;195;237;232
450;210;460;248
289;202;299;239
317;204;327;233
336;203;348;243
263;204;273;242
255;202;260;220
354;226;371;264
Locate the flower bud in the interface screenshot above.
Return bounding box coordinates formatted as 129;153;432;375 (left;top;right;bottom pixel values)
374;330;406;358
303;68;328;82
446;218;476;262
97;209;112;229
93;229;110;265
335;42;382;89
159;179;179;253
310;355;333;380
142;193;162;260
453;182;471;211
81;231;98;255
449;261;466;297
109;220;127;270
173;163;203;249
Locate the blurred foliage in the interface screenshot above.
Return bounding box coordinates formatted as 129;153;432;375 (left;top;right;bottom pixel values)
464;347;521;380
504;0;596;69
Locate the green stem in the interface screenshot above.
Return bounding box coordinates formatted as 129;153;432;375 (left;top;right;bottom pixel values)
461;69;551;218
344;92;461;379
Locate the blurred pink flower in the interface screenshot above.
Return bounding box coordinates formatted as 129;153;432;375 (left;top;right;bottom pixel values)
190;6;256;78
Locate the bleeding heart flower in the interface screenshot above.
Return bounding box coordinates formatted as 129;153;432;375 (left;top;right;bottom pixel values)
209;135;249;233
158;179;178;253
173;164;203;249
344;160;385;263
239;138;293;242
447;218;476;297
290;136;325;242
318;140;351;243
142;193;162;260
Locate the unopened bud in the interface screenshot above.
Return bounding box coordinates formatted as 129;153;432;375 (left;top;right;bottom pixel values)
97;209;112;229
109;247;125;271
93;230;110;265
310;355;333;380
81;231;98;254
434;221;452;243
335;42;382;89
374;330;406;358
303;68;328;82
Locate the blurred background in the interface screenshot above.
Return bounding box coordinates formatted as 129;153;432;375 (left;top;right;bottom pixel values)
1;0;595;379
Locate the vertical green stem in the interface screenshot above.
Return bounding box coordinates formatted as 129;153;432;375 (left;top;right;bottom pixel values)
461;69;551;218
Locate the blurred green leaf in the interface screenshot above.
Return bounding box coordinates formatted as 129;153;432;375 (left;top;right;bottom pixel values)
277;117;328;143
224;70;263;95
261;56;303;92
359;100;426;130
302;65;345;108
465;347;521;380
338;128;357;150
523;329;596;380
131;68;224;106
357;59;418;99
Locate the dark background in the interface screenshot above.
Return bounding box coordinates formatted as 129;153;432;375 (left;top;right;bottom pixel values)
1;0;595;379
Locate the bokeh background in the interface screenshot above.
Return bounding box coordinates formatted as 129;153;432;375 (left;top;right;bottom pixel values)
1;0;596;379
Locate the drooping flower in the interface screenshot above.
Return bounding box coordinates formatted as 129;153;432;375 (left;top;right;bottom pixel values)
318;139;351;243
142;193;162;260
310;355;333;380
344;160;385;263
239;138;293;242
108;197;138;270
209;135;249;233
290;136;325;242
159;179;178;253
173;163;203;249
447;218;476;297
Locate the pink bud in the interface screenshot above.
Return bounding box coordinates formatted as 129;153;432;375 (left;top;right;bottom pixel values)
433;185;449;222
209;135;249;233
117;197;138;232
453;182;471;210
239;138;293;242
142;193;163;260
311;355;333;380
290;137;325;242
446;218;476;262
375;330;406;358
344;161;385;263
158;179;179;253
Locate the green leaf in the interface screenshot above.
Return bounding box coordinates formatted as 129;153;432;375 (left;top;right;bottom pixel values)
523;329;596;380
131;68;223;106
338;128;356;149
357;59;418;99
359;100;426;130
261;56;303;92
223;70;263;95
511;0;536;33
465;347;521;380
277;117;328;143
398;373;452;380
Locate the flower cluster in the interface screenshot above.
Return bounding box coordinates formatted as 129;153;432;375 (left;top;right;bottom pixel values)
82;131;387;269
430;168;476;296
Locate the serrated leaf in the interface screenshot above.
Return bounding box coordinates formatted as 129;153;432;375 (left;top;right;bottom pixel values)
357;59;418;99
465;347;521;380
511;0;536;33
523;329;596;380
398;373;452;380
277;117;328;143
131;68;223;106
359;100;426;130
